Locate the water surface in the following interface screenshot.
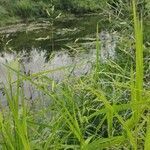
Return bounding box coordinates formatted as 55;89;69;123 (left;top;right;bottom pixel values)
0;15;104;81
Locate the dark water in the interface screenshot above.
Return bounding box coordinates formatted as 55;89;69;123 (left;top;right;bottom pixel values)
0;15;102;54
0;15;105;82
0;15;149;102
0;15;105;101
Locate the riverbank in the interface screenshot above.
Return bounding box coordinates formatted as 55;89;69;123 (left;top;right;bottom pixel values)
0;1;150;149
1;0;149;28
0;0;105;27
0;5;149;148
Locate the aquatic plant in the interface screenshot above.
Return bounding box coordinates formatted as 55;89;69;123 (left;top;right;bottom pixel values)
0;0;149;149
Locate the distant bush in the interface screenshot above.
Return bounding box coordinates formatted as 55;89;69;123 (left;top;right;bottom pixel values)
0;6;9;18
146;0;150;13
0;0;149;25
0;0;15;16
14;0;33;19
14;0;55;19
32;1;54;18
54;0;108;13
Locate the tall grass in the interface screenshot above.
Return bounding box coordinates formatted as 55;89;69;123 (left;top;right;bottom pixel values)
0;61;30;150
0;0;149;149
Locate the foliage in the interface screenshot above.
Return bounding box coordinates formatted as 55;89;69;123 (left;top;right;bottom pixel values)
0;0;149;149
0;0;149;25
0;6;9;18
14;0;33;19
54;0;108;13
145;0;150;13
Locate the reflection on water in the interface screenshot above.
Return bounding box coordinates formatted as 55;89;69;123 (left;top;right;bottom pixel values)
0;48;95;82
0;15;104;82
0;15;118;103
100;31;117;63
0;15;103;53
21;49;95;80
0;48;95;104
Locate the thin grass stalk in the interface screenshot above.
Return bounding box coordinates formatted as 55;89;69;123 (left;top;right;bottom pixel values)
144;116;150;150
123;1;144;148
95;23;100;78
124;0;143;123
126;0;144;129
132;0;144;102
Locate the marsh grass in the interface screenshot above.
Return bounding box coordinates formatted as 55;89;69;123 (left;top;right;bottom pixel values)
0;62;30;150
0;0;149;149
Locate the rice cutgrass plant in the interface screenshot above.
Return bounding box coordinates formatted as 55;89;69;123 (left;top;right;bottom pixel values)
0;61;30;150
0;0;149;149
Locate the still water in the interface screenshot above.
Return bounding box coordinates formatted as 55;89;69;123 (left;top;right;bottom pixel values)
0;15;105;82
0;15;118;102
0;15;119;80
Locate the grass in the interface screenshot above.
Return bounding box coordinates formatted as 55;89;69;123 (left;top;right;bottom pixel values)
0;0;149;149
0;0;55;26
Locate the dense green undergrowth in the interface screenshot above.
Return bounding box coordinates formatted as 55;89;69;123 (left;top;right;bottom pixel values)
0;0;150;150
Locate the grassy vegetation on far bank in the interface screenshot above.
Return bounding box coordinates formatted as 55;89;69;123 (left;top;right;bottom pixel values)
0;0;149;26
0;0;105;26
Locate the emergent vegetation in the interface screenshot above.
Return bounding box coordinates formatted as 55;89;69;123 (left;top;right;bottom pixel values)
0;0;149;149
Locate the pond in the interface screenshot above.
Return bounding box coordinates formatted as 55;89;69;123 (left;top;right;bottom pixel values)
0;15;109;82
0;15;108;102
0;15;121;83
0;14;149;104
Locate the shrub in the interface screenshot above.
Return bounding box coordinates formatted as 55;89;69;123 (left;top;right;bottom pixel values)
54;0;108;13
0;6;9;18
15;0;33;19
32;1;54;18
